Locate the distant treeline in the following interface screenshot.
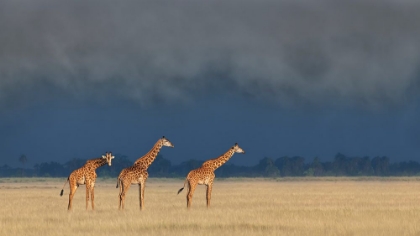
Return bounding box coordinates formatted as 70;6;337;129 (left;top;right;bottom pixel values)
1;153;420;178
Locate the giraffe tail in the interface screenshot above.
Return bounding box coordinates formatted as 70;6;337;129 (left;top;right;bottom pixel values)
116;172;123;188
177;178;187;194
60;177;69;196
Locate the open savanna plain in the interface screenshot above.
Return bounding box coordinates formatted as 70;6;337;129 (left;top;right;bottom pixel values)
1;177;420;236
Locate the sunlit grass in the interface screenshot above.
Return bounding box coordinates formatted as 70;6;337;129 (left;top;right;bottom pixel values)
1;178;420;235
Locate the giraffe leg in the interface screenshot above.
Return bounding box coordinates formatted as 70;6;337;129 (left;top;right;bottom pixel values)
90;183;95;210
120;184;125;210
206;183;213;208
121;182;131;210
118;180;123;210
68;184;77;210
139;181;146;210
139;183;143;210
187;181;197;209
86;184;90;210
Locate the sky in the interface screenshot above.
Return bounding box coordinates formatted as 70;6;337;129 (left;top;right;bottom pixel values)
1;0;420;167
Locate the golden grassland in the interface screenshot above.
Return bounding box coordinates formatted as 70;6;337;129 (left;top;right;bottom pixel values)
1;177;420;236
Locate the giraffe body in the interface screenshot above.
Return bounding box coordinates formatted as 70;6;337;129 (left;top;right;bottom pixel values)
178;143;245;208
60;152;115;210
187;168;215;185
117;136;174;210
118;164;149;210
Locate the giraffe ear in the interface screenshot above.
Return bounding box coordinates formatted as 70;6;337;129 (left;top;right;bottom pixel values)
102;155;106;159
111;155;115;159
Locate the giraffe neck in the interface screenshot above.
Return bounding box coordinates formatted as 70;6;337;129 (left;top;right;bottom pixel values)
134;140;163;169
202;148;236;171
85;157;108;170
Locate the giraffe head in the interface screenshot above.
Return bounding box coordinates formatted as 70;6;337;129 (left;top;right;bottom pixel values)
161;136;174;148
232;143;245;154
102;152;115;166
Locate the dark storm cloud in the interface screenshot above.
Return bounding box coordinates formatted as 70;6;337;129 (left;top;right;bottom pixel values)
0;0;420;109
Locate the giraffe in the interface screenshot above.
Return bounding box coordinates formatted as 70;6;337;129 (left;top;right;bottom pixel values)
177;143;245;208
60;152;115;210
117;136;174;210
116;136;174;184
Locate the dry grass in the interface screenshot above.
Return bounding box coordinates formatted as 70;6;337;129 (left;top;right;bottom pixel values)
1;177;420;236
